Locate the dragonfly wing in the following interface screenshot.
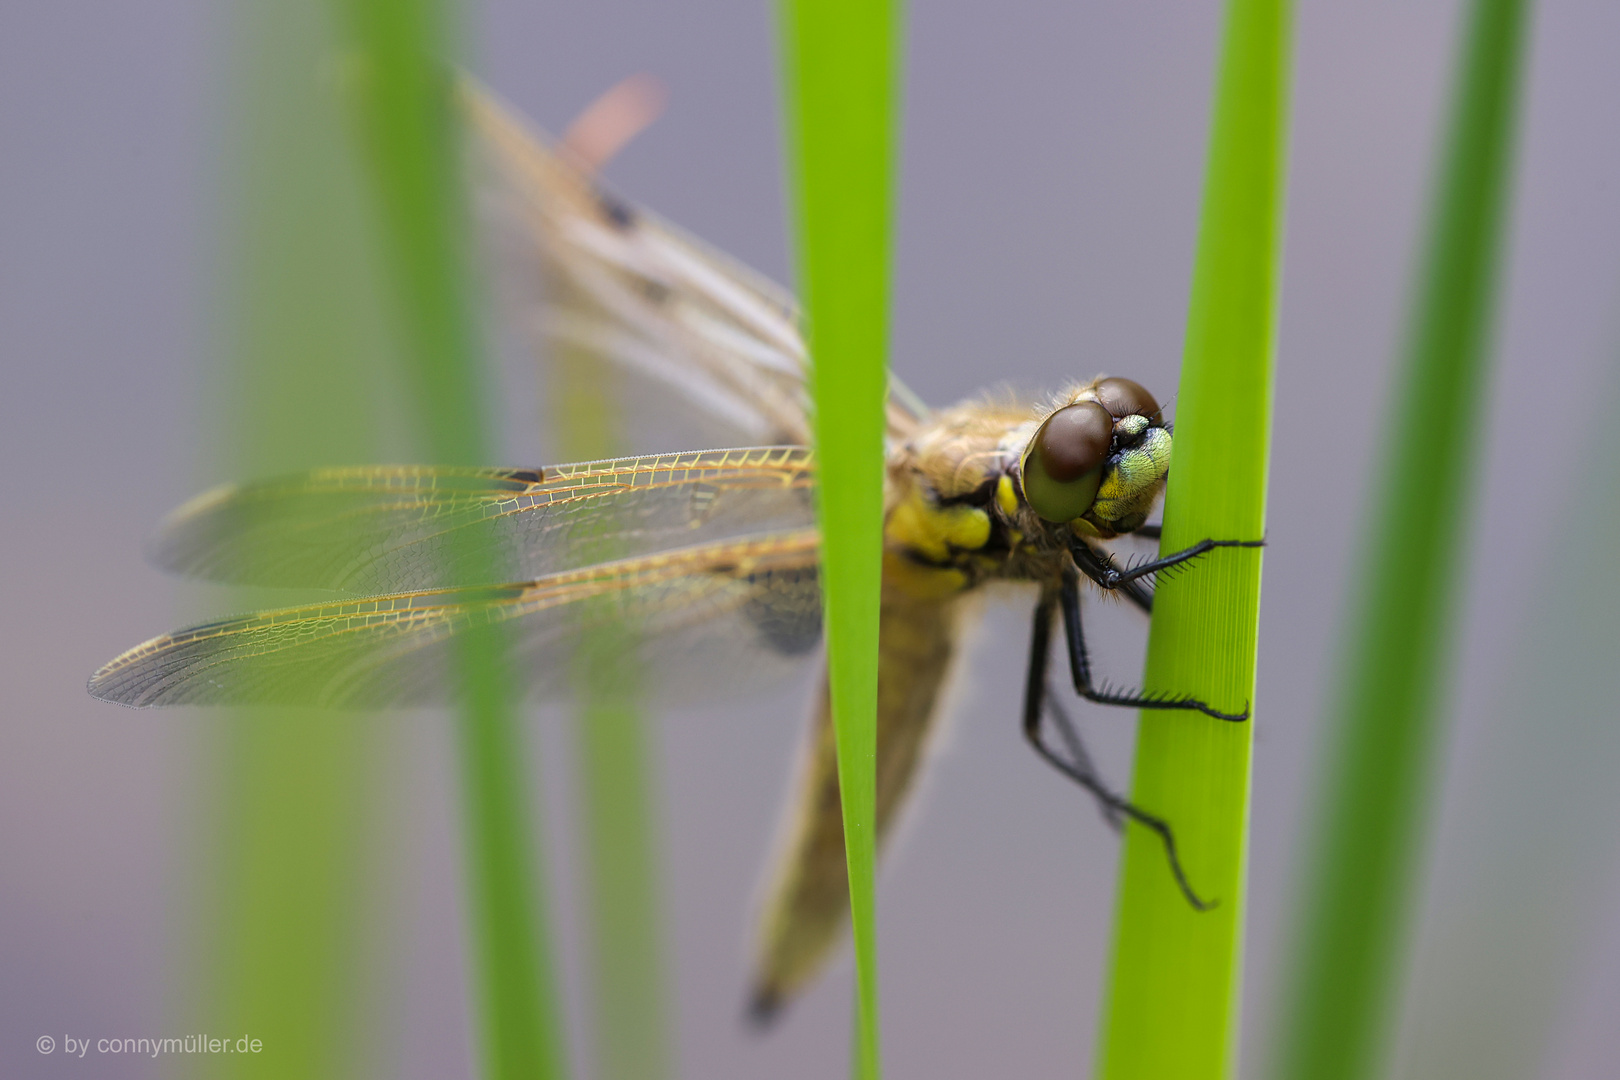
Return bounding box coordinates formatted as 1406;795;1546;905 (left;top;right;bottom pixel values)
462;82;927;448
465;82;811;446
149;448;815;593
91;531;821;709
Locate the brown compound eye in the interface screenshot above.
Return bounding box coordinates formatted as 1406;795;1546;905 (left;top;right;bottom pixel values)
1020;401;1113;522
1093;377;1162;423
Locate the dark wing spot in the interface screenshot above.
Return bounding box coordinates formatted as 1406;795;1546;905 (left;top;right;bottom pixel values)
639;277;672;305
596;189;635;230
743;566;822;656
469;583;530;603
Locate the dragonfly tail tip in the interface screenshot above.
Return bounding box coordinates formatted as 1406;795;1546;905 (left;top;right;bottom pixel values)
745;983;784;1030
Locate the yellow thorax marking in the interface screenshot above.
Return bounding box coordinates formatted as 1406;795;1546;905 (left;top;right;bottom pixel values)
995;474;1019;518
881;550;968;600
885;487;991;564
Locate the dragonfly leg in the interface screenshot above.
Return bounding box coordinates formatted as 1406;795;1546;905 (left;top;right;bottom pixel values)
1072;534;1264;590
1042;688;1123;832
1020;596;1212;910
1074;544;1154;614
1128;523;1162;541
1060;569;1249;721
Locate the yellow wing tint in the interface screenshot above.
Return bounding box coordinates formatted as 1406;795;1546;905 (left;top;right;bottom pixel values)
150;448;815;593
91;530;820;709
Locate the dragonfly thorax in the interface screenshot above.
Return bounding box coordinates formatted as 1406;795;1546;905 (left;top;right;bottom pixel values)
882;378;1172;600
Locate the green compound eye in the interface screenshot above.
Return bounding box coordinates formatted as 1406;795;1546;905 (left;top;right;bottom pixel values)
1020;401;1113;522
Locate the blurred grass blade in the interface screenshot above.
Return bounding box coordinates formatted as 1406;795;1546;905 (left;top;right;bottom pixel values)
1390;357;1620;1079
191;2;395;1075
778;1;901;1077
331;0;568;1077
553;332;671;1079
570;688;668;1080
1096;2;1292;1078
1270;4;1529;1080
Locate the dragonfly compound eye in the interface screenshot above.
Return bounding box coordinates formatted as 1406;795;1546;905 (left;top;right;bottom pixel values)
1020;401;1113;523
1092;376;1162;423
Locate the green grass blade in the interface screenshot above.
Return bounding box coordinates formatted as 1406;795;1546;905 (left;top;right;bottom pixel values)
1270;4;1529;1079
191;3;395;1075
1393;356;1620;1079
553;339;671;1080
778;1;902;1076
331;1;569;1077
451;640;568;1080
570;691;667;1080
1096;2;1292;1078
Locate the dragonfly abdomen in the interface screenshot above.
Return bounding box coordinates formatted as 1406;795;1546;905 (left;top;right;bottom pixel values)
748;582;970;1022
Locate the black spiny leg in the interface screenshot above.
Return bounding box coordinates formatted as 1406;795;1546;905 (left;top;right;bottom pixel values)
1082;544;1155;615
1059;569;1248;721
1043;688;1123;832
1072;534;1264;591
1021;596;1212;910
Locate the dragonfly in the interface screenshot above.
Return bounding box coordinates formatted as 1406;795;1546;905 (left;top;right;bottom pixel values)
87;84;1261;1022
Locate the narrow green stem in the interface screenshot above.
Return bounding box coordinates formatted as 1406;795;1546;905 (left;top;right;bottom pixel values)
331;1;569;1076
778;1;902;1076
1271;4;1529;1080
198;3;391;1074
1097;2;1292;1078
570;693;668;1080
554;336;671;1080
454;634;568;1080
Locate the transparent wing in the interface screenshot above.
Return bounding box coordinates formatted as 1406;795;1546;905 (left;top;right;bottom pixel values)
91;531;821;709
150;447;815;593
462;81;926;448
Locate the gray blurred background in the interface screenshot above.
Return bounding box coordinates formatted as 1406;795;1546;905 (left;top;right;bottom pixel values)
4;1;1620;1077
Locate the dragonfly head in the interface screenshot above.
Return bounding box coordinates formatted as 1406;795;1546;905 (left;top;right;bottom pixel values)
1017;377;1170;538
